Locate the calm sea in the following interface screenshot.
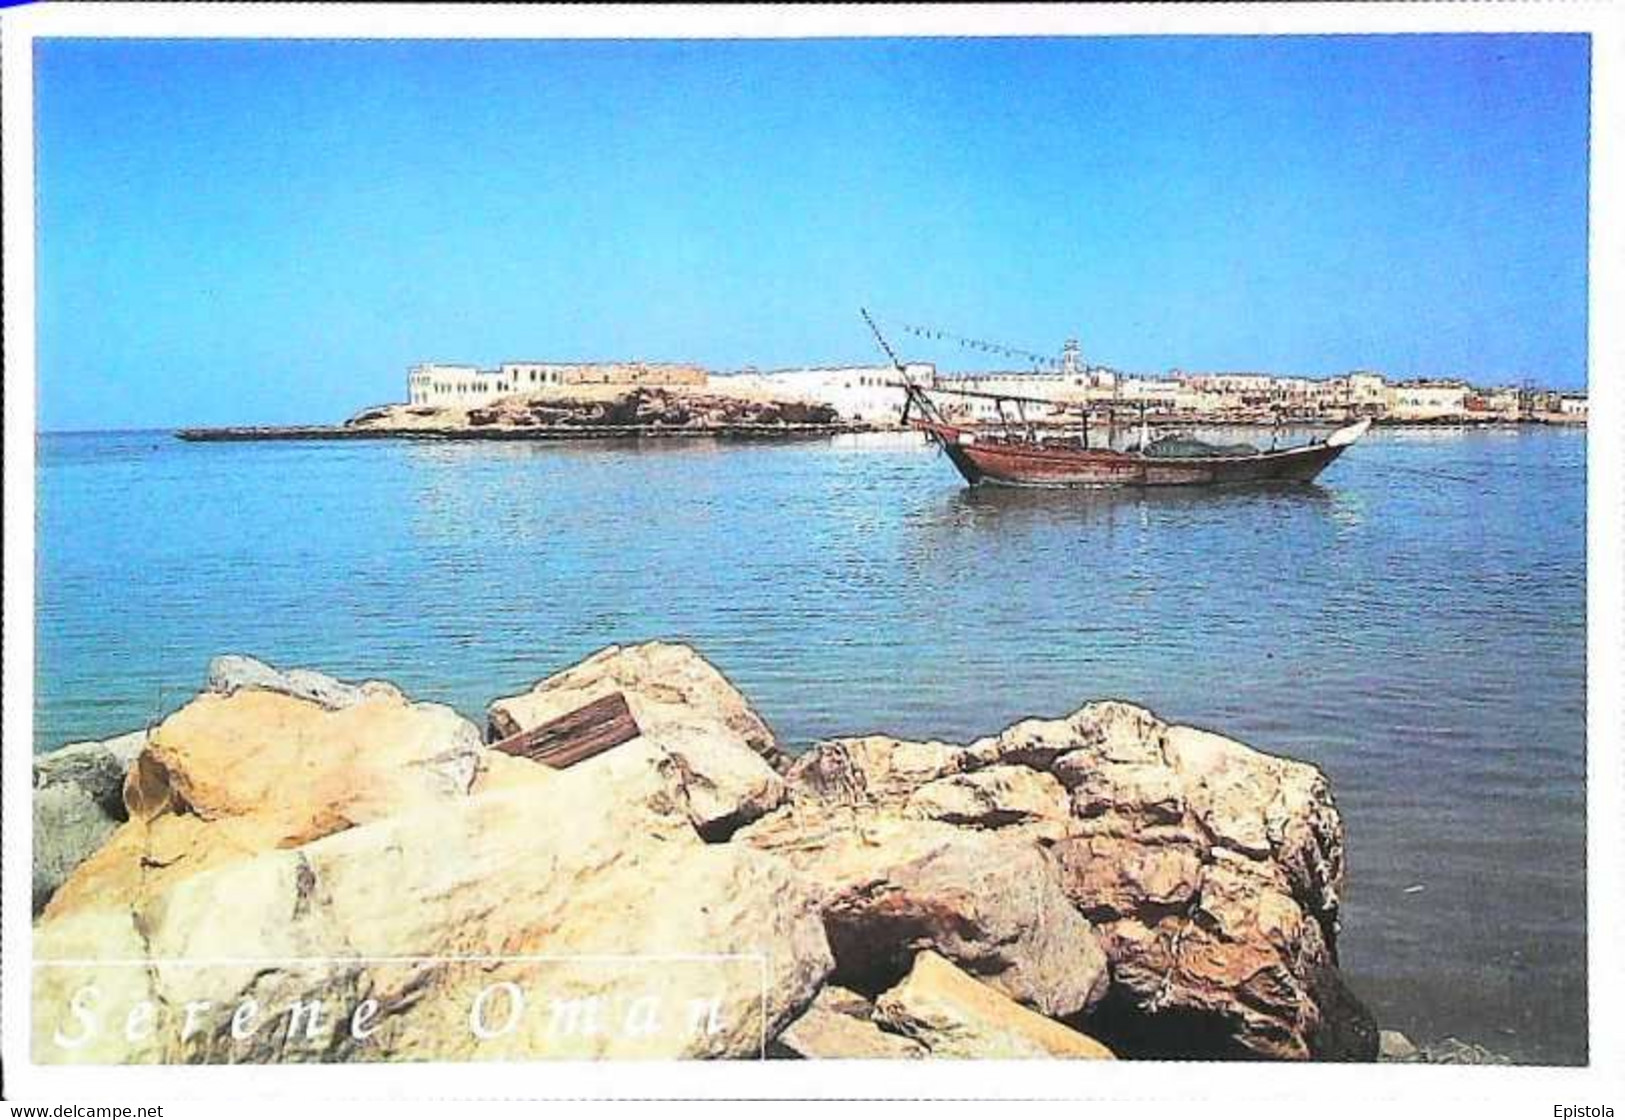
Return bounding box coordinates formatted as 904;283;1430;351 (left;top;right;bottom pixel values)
34;427;1587;1063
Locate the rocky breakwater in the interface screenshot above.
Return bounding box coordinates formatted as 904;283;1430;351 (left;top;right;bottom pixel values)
32;643;1376;1064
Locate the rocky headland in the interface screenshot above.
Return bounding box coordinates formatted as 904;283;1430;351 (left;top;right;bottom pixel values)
33;642;1402;1064
175;386;855;443
344;385;843;434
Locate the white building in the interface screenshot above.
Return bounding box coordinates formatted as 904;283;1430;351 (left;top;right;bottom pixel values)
1558;394;1589;419
407;364;521;408
1387;380;1471;421
710;364;936;424
1116;376;1217;415
1346;372;1389;413
408;360;707;409
1185;373;1277;403
497;362;578;392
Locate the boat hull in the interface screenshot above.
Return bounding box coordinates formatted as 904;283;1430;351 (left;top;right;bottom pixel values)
930;429;1354;488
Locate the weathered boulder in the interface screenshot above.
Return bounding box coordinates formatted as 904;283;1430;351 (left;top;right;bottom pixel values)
905;765;1071;834
740;742;1107;1019
1044;711;1372;1060
1378;1029;1419;1062
34;729;148;814
1404;1037;1514;1065
744;699;1374;1061
488;642;788;838
32;658;444;917
782;734;968;804
43;684;483;921
32;730;147;914
873;952;1114;1060
820;834;1109;1018
34;784;114;916
206;654;405;710
32;679;833;1063
769;986;927;1059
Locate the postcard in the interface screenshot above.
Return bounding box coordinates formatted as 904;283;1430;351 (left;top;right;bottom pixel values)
3;2;1621;1113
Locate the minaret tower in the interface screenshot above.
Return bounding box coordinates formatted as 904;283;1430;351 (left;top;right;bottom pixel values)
1061;338;1082;377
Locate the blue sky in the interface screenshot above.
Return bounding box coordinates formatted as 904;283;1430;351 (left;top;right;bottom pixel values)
35;35;1589;430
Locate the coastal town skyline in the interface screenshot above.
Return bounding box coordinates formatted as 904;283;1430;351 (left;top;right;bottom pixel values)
399;346;1588;394
395;355;1587;429
35;34;1589;431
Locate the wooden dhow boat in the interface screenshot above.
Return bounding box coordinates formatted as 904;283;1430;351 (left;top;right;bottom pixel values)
862;308;1371;489
910;392;1370;488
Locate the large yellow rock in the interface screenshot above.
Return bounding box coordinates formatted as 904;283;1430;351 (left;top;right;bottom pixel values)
32;737;833;1063
874;952;1114;1059
43;687;482;920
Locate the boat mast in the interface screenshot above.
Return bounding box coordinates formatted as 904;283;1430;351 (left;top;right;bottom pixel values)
860;307;943;427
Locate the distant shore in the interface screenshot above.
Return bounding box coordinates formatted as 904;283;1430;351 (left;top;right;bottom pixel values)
173;413;1585;444
160;378;1587;443
174;421;879;442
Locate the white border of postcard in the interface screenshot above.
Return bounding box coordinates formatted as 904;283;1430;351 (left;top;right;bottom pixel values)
4;2;1622;1110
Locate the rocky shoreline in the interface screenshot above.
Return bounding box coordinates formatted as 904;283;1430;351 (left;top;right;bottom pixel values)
170;382;1586;443
172;386;868;442
32;643;1488;1063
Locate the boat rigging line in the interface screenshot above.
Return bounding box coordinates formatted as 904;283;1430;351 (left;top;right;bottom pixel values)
867;312;1065;373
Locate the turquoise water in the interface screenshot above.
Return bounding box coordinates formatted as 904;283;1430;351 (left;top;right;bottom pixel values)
34;427;1587;1062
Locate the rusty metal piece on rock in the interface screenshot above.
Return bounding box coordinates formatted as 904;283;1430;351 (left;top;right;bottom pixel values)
490;691;641;769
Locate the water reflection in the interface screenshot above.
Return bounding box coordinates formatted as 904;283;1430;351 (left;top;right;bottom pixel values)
911;478;1341;539
402;433;739;467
